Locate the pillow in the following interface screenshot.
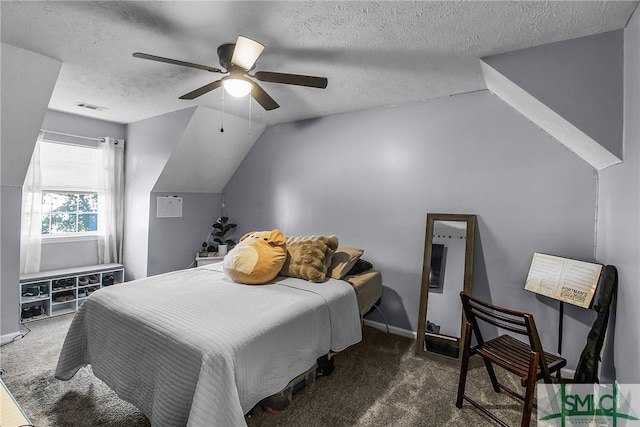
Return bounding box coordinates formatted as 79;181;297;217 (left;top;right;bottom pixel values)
279;235;339;283
223;229;287;285
346;259;374;276
328;247;364;279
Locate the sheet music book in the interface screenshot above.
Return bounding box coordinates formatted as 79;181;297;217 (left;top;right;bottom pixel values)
524;252;602;308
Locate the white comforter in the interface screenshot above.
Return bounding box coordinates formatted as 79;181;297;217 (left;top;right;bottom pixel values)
55;265;362;427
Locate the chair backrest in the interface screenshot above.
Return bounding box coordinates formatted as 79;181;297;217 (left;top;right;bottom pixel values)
460;291;552;380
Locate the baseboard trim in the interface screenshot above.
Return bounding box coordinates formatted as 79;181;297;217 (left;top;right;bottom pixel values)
0;332;21;346
363;319;417;340
561;367;575;379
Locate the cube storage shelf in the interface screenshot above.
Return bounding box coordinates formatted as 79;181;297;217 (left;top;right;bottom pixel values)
20;263;124;322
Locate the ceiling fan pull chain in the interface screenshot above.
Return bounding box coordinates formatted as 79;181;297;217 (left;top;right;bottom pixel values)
248;94;252;135
220;89;225;133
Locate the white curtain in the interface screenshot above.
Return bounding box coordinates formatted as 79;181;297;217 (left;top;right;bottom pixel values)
97;137;125;264
20;132;44;274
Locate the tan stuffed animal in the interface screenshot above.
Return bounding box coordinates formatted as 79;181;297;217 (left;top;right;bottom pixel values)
223;229;287;285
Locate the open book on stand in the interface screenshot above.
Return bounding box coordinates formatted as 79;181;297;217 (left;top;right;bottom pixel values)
524;252;602;309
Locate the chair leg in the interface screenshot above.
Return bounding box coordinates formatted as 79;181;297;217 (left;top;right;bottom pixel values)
521;352;540;427
554;370;562;382
456;323;473;408
483;358;501;393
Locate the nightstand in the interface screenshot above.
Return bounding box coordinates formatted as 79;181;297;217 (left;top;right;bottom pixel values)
195;256;224;267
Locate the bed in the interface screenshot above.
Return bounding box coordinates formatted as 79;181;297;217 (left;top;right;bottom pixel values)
344;269;383;316
55;263;381;427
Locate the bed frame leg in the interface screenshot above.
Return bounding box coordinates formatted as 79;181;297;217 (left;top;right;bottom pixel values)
316;354;335;377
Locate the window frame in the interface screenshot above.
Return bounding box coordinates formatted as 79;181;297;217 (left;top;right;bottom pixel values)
40;190;100;239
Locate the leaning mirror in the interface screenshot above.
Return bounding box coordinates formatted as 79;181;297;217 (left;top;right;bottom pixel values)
415;213;476;359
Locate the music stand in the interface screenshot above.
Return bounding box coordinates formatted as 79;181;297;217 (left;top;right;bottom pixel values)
524;253;603;354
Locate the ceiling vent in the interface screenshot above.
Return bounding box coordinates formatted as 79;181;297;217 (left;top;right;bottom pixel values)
76;102;109;111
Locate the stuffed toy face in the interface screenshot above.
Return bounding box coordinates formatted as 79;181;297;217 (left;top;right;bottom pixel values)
223;229;287;285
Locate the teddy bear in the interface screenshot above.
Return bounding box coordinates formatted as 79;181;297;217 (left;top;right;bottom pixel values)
223;229;287;285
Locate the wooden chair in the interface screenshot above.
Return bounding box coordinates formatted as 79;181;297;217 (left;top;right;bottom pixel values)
456;291;566;427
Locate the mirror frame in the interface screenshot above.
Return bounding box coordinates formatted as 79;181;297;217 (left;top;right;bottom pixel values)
415;213;476;359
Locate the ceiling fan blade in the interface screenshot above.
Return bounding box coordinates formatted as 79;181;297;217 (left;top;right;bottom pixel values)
231;36;264;71
254;71;328;89
251;82;279;111
179;80;223;100
133;52;224;73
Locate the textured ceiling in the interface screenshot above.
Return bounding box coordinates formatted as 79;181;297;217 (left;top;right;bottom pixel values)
1;1;637;126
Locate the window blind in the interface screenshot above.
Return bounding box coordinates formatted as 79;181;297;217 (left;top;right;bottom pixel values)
40;141;104;192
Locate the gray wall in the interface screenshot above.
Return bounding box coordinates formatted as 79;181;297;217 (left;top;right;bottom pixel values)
39;240;100;271
0;187;23;340
484;30;624;160
224;90;598;370
125;106;261;279
1;44;61;340
42;109;126;140
1;44;61;187
596;6;640;384
147;191;222;276
123;107;196;280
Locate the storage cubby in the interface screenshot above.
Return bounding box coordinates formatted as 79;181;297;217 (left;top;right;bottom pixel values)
19;264;124;322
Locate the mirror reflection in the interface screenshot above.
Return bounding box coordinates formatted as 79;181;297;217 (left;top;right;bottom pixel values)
416;214;476;359
426;221;467;336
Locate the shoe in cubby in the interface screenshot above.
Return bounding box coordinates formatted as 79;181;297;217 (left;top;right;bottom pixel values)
30;305;45;318
22;286;39;299
53;292;74;303
39;283;49;296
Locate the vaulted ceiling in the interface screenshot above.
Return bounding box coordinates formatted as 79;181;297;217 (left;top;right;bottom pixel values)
1;1;637;126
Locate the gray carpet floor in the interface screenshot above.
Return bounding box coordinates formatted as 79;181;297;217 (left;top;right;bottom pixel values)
1;314;532;426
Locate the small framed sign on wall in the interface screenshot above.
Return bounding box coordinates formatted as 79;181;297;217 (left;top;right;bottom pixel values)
157;196;183;218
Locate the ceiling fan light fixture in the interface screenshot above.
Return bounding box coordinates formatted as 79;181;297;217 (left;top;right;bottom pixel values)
231;36;265;71
222;78;253;97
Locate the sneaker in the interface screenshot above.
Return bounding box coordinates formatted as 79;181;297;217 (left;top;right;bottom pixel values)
22;286;39;298
86;287;97;295
21;307;32;320
54;294;67;302
52;280;64;291
30;305;44;317
102;274;115;286
78;276;89;286
39;283;49;296
88;275;99;284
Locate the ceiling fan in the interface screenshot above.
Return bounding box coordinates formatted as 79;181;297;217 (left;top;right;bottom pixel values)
133;36;328;111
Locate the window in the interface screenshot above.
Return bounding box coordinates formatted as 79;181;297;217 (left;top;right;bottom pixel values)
22;133;124;272
41;192;98;235
38;140;104;237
